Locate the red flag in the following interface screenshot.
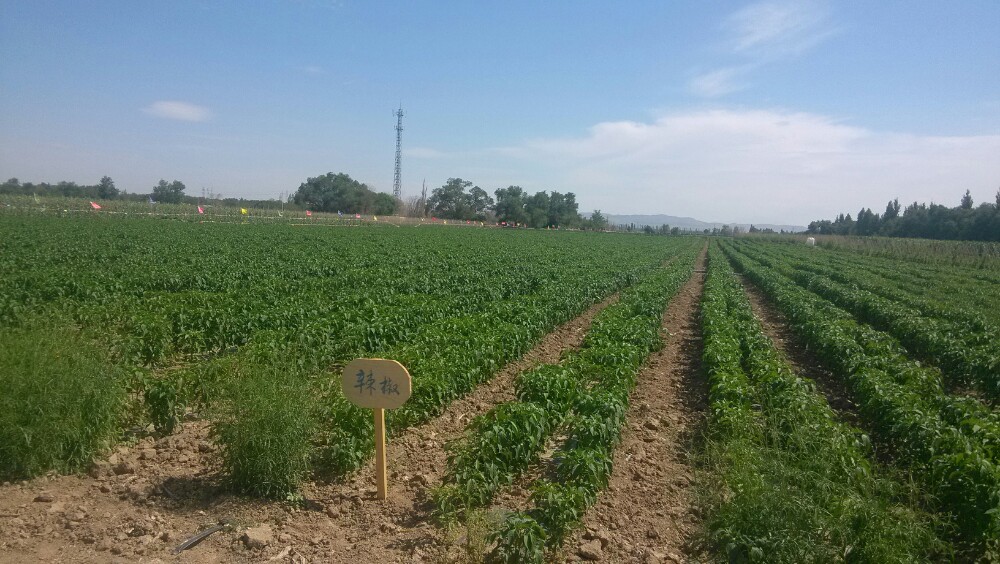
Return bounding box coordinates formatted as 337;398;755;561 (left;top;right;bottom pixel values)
355;213;360;219
89;201;102;210
197;206;204;214
306;210;312;217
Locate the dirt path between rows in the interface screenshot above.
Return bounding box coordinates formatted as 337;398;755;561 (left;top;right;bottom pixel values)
0;293;621;564
565;248;708;564
736;274;861;427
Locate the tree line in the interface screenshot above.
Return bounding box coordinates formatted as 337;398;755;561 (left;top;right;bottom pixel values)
2;176;123;200
296;173;607;228
807;189;1000;242
425;179;585;228
3;176;290;210
3;172;610;228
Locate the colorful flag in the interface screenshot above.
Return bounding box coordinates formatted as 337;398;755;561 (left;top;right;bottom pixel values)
241;208;248;215
89;201;102;210
306;210;312;217
197;206;204;214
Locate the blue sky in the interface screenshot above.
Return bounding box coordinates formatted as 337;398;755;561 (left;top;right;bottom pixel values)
1;0;998;225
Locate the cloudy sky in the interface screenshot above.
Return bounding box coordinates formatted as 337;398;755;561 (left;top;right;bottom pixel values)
1;1;998;225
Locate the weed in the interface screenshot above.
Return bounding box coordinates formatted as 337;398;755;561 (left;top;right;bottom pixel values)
0;323;125;479
212;357;318;498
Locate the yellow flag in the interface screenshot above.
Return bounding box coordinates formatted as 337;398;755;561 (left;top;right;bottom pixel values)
240;208;248;215
373;215;378;221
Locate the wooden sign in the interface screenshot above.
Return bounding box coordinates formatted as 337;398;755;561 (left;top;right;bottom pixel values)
342;359;412;500
342;359;412;409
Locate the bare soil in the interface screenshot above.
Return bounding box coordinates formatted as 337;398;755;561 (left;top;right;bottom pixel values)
563;249;709;564
0;294;619;564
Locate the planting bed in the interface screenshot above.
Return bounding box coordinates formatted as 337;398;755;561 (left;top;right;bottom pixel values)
2;216;998;562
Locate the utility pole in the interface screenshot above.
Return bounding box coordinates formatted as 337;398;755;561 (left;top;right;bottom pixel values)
420;178;427;217
393;106;403;201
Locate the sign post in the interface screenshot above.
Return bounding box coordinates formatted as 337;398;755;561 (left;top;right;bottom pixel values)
342;358;412;501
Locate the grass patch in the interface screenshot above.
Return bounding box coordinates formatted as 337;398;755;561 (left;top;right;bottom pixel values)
0;323;126;480
212;357;318;498
696;438;945;563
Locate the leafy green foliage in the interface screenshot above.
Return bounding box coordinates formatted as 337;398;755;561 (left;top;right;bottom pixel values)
0;323;126;480
723;241;1000;556
143;376;183;434
466;246;698;556
697;244;943;562
212;358;318;498
292;172;395;214
486;513;546;564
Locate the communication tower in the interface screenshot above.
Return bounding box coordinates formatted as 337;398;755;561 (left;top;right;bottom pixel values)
393;106;404;200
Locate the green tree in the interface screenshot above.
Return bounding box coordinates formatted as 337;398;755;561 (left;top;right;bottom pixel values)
494;186;529;224
372;192;397;215
544;191;581;228
961;189;974;210
856;207;880;236
589;210;608;231
883;198;900;220
292;172;386;213
468;186;494;220
428;178;473;219
97;176;119;199
152;179;186;204
526;191;550;228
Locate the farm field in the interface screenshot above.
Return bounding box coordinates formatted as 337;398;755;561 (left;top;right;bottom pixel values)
1;215;999;562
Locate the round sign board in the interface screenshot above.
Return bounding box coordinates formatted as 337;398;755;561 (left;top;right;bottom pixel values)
342;358;412;409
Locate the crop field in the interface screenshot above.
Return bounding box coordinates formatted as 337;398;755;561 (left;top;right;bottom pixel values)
1;215;999;562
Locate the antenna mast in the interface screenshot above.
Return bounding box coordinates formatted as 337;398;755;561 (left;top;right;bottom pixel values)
393;106;404;200
420;178;427;216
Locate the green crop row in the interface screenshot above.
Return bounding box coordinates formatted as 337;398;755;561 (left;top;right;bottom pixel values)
723;243;1000;555
698;244;942;562
732;242;1000;438
733;242;1000;400
0;215;696;484
747;239;1000;322
473;249;697;562
215;239;703;495
432;250;696;518
738;240;999;337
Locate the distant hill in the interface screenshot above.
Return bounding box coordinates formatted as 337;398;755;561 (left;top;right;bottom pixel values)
606;214;806;233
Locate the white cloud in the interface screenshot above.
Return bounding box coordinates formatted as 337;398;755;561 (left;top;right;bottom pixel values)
142;101;212;122
300;65;326;75
690;1;836;98
688;66;752;98
502;109;1000;225
726;0;833;55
